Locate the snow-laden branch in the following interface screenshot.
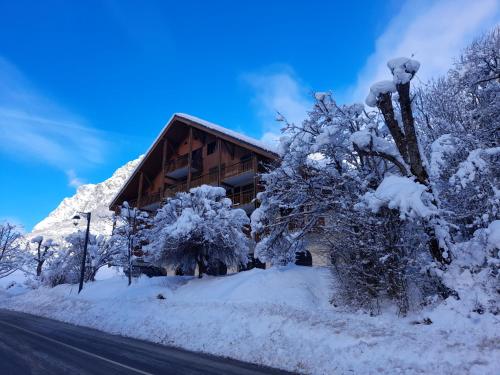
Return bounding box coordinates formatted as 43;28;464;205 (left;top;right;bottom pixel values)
449;147;500;189
357;175;436;220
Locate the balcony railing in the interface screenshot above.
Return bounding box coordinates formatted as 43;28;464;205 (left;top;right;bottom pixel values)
132;185;255;211
222;158;254;180
130;158;258;210
190;171;218;188
227;187;255;207
164;181;187;198
165;150;202;175
137;192;161;208
165;154;188;173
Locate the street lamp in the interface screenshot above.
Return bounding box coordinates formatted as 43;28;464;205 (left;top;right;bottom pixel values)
72;212;91;294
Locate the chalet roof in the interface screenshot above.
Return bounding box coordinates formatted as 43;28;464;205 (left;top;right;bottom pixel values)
109;113;279;209
175;113;278;154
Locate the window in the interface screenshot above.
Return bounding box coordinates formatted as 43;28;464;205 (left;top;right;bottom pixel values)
207;142;216;155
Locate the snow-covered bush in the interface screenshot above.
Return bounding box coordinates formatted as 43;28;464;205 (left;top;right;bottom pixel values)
41;248;77;287
146;185;250;278
42;230;114;287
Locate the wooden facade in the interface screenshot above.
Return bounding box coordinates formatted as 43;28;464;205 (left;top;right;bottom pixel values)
110;114;278;214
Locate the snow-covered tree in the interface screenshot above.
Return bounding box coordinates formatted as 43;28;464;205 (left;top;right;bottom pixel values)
0;222;24;278
415;27;499;238
108;202;150;285
252;93;438;313
29;236;58;277
252;96;368;265
254;27;498;314
146;185;250;278
363;56;456;266
42;230;115;287
69;231;115;282
412;27;500;313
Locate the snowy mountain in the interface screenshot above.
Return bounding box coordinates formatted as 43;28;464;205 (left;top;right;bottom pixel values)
30;157;142;242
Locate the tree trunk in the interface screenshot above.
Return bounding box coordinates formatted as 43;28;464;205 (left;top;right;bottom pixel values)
425;226;451;265
377;92;409;163
377;87;450;266
197;259;204;278
396;82;428;184
36;260;44;277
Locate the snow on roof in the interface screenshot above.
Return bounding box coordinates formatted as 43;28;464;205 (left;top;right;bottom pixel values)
175;113;278;154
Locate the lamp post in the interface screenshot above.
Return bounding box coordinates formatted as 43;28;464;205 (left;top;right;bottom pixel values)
72;212;91;294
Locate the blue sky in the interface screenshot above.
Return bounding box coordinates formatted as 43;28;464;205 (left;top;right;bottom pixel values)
0;0;498;231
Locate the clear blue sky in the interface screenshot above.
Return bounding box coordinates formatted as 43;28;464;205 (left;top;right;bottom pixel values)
1;0;497;230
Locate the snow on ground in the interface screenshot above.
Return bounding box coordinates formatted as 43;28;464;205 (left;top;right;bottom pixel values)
1;265;499;374
0;270;29;296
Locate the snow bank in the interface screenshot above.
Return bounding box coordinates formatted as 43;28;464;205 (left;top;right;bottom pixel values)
1;266;499;374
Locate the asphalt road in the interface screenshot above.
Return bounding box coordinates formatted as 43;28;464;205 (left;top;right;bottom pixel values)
0;309;293;375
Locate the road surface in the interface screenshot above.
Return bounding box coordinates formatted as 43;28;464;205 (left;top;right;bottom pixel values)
0;309;293;375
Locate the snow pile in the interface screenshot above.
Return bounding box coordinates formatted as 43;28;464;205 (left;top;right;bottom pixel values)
1;265;499;374
359;175;436;219
29;157;142;242
387;57;420;84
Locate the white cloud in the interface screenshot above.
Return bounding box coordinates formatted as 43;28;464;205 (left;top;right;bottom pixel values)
0;57;108;178
348;0;500;102
242;66;312;147
66;169;85;188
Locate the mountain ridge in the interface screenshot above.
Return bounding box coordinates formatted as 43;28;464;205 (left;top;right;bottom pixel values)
30;157;142;241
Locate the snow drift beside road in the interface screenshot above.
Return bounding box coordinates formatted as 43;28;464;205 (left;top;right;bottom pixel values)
1;265;499;374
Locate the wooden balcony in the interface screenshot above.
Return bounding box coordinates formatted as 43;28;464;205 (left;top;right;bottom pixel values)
130;157;258;212
227;187;255;208
132;184;256;212
129;192;162;211
222;158;255;186
164;181;187;199
190;171;218;188
165;150;202;179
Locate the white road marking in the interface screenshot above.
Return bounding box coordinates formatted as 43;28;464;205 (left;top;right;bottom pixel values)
0;320;154;375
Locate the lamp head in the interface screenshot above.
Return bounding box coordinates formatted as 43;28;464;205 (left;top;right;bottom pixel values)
72;214;81;226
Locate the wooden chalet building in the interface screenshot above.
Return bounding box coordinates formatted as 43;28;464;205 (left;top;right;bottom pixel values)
110;113;279;215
